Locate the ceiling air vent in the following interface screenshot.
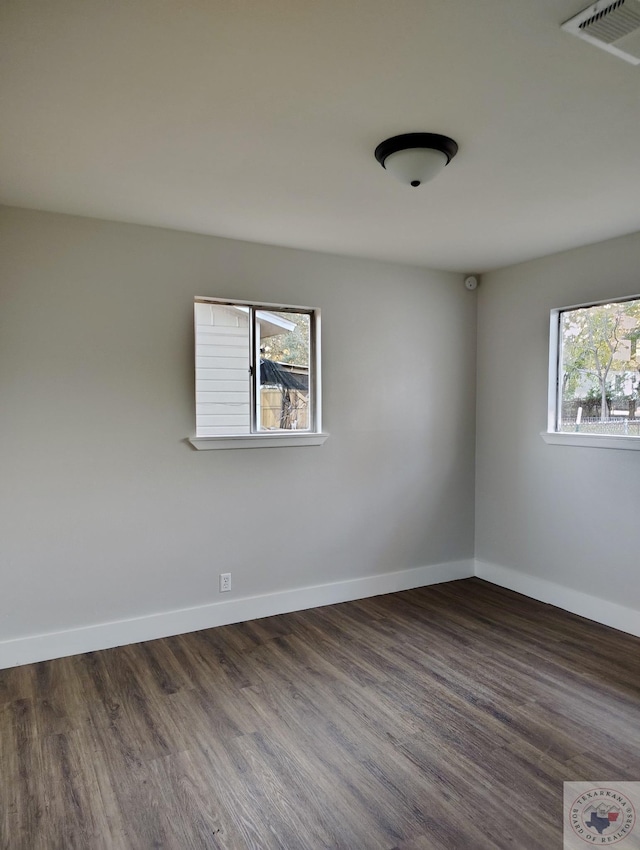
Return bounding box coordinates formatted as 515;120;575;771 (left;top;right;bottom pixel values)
562;0;640;64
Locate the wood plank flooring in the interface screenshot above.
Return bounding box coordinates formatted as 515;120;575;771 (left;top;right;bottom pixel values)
1;578;639;849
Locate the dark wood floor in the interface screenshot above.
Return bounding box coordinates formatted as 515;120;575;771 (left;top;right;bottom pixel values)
1;578;639;849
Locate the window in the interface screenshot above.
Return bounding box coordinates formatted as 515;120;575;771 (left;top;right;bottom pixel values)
545;295;640;449
189;297;326;449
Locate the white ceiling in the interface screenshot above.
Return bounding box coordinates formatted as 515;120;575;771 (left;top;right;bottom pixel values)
2;0;640;272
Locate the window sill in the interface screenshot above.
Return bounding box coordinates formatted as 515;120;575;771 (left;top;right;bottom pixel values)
541;431;640;451
189;433;330;450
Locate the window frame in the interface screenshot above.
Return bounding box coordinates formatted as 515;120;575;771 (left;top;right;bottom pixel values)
189;296;328;450
543;293;640;451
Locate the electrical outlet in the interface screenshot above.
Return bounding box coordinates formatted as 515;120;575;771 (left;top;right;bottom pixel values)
219;572;231;593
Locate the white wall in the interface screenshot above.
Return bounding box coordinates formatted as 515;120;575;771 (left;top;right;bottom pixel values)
0;206;476;661
476;232;640;614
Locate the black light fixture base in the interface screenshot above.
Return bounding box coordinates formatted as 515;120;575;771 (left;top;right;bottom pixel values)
374;133;459;168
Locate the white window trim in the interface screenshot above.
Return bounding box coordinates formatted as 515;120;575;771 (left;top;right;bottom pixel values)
540;431;640;450
543;295;640;451
190;296;327;450
189;432;330;450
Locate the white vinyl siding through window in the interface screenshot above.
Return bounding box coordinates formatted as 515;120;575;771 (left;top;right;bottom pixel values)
195;302;251;435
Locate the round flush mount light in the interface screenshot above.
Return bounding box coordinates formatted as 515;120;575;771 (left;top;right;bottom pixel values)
374;132;458;187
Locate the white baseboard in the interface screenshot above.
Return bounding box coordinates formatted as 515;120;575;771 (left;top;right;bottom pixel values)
475;559;640;638
0;559;474;670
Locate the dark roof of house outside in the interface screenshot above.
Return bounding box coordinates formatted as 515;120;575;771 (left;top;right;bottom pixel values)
260;359;308;391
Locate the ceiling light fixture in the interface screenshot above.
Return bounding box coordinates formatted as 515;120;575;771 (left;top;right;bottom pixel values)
374;133;458;187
